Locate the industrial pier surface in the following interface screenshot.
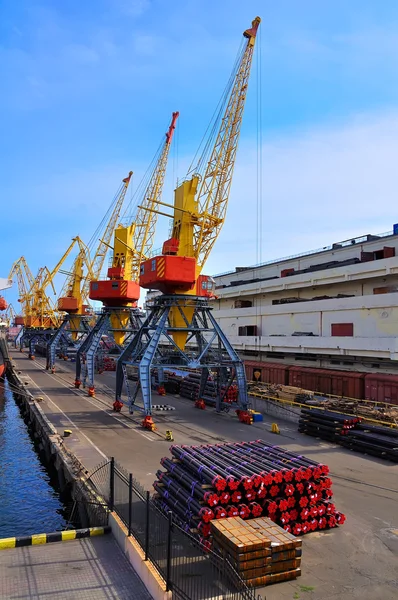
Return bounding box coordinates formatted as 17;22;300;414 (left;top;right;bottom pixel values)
9;350;398;600
0;535;152;600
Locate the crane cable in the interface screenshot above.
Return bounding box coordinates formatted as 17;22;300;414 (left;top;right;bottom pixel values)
254;24;263;357
122;134;167;222
186;39;246;179
256;25;263;267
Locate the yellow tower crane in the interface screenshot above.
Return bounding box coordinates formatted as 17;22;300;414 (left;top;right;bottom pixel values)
8;257;37;327
3;304;16;327
31;236;85;328
75;111;179;397
9;238;85;358
116;18;260;427
73;171;133;308
45;174;132;372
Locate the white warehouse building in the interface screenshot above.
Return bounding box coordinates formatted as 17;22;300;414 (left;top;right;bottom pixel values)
211;228;398;374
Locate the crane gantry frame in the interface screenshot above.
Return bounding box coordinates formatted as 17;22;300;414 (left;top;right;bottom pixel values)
115;17;261;429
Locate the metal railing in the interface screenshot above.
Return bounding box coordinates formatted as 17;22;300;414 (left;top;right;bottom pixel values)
87;458;263;600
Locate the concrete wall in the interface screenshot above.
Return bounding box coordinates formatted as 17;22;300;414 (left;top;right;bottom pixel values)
212;292;398;363
226;335;398;361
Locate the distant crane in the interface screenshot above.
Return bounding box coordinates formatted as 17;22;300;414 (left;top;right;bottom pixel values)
8;257;37;328
45;239;94;372
116;18;260;429
75;111;179;397
45;173;133;372
3;304;16;327
9;238;85;358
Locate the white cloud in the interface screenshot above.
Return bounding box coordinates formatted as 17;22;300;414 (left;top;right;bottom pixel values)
207;109;398;274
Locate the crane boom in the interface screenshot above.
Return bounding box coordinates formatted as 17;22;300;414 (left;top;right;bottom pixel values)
36;236;82;295
129;112;179;281
194;17;260;267
82;172;133;298
58;239;94;305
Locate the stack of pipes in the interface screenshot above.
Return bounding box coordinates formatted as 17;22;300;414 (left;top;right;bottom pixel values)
179;372;238;405
299;409;398;462
299;408;360;442
153;440;345;546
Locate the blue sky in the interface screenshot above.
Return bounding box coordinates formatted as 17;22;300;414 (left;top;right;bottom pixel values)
2;0;398;305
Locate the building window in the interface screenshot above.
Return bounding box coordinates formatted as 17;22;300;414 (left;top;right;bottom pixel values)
234;300;253;308
331;323;353;336
238;325;258;336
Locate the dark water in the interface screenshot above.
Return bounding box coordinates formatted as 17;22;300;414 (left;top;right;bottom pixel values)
0;379;67;537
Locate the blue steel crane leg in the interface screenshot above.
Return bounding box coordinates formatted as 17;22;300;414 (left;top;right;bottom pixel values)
115;310;154;401
47;318;69;371
199;367;209;401
76;315;104;384
15;327;24;348
206;310;249;410
121;364;140;413
29;334;38;358
85;313;110;391
138;309;170;416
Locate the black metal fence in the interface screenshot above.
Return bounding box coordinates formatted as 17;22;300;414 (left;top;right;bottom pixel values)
86;458;264;600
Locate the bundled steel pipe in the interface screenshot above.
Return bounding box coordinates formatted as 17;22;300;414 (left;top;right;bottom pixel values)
159;459;220;506
154;440;345;541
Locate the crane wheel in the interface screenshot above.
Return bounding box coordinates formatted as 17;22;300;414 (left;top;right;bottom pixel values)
236;410;253;425
142;416;156;431
113;400;123;413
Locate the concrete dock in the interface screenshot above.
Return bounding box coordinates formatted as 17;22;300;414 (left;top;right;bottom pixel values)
0;534;152;600
7;350;398;600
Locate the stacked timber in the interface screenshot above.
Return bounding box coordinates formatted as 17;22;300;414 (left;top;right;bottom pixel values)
211;516;302;587
249;380;398;424
299;409;398;462
153;440;345;549
248;383;314;403
299;408;360;442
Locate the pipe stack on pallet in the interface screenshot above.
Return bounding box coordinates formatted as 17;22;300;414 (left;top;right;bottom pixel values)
299;409;398;462
211;516;302;587
340;423;398;461
153;440;345;547
299;408;360;442
179;372;238;405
